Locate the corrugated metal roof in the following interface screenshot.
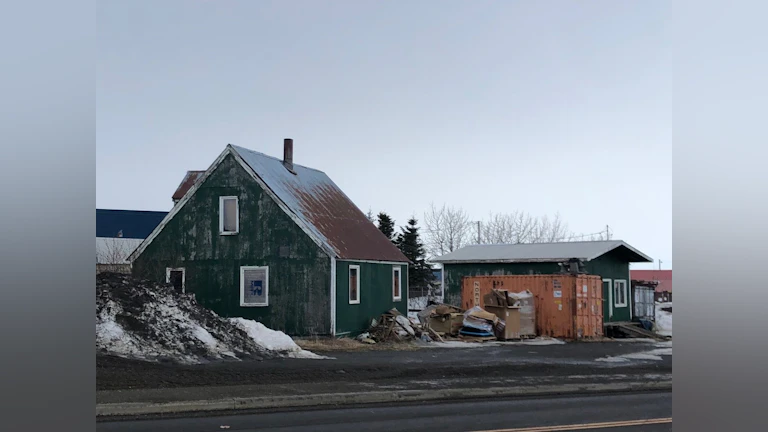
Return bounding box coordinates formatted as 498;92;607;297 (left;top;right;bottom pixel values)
96;209;168;239
231;145;409;263
631;270;672;293
172;170;205;202
432;240;652;264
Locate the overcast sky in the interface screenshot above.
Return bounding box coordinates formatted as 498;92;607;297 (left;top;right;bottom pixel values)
97;1;670;270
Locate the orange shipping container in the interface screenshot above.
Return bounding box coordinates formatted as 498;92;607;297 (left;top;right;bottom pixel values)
461;275;603;339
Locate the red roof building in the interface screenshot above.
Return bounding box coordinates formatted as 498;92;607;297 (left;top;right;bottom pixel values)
630;269;672;293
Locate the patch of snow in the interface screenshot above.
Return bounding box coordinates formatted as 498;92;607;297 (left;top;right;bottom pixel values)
427;337;565;349
655;302;672;337
228;318;331;359
192;325;219;350
517;338;566;346
596;346;673;363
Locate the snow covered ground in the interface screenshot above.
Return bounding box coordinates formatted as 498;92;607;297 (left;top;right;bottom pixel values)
596;341;672;363
655;302;672;337
96;273;326;363
425;337;566;349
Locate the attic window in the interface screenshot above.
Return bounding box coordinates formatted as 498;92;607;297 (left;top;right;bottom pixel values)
219;196;239;235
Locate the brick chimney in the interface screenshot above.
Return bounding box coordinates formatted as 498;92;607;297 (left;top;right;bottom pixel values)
283;138;295;174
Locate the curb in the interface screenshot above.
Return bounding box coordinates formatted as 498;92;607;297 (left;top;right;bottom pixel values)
96;380;672;418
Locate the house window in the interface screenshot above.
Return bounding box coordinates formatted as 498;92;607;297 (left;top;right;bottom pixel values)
219;196;239;235
614;279;628;307
240;266;268;307
166;267;186;293
349;265;360;304
392;266;402;301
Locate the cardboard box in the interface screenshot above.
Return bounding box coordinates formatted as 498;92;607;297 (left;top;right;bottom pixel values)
428;313;464;335
484;305;524;340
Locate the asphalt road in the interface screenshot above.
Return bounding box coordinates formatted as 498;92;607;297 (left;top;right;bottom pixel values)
97;391;672;432
97;340;672;391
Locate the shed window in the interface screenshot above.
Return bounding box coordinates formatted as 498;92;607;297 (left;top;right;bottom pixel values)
392;266;402;301
219;196;239;235
166;267;185;294
240;266;268;307
614;279;628;307
349;265;360;304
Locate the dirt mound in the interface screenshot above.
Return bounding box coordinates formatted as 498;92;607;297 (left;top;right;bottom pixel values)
96;272;321;364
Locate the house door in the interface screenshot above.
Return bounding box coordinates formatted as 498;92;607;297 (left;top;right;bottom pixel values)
166;268;185;294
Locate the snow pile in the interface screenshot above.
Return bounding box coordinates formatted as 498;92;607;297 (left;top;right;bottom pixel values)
655;302;672;337
96;272;324;363
229;318;328;359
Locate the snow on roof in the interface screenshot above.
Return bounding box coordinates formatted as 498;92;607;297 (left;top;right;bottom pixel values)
231;145;409;263
432;240;652;264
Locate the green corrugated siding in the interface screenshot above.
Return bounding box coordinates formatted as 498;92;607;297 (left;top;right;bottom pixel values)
442;249;633;323
335;261;408;335
132;154;332;336
585;253;632;322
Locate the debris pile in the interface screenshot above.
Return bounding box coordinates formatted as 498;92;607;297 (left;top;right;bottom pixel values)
361;290;541;345
359;308;444;344
96;272;324;363
482;289;537;340
459;306;503;341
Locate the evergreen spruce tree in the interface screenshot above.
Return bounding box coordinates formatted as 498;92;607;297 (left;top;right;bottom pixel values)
365;208;375;223
395;217;435;294
376;212;396;242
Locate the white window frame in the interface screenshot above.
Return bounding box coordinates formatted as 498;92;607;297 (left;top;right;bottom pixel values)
349;265;361;305
240;265;269;307
166;267;186;293
219;196;240;235
392;266;402;301
614;279;628;308
603;278;613;318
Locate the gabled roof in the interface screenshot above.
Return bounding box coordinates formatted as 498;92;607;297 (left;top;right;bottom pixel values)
130;144;409;263
96;209;168;239
172;170;205;202
432;240;652;264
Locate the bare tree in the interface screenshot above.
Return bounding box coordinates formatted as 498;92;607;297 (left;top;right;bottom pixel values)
423;202;472;259
96;237;134;274
478;211;574;244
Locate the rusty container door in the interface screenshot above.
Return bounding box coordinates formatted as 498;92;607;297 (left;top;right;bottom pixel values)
573;275;603;338
461;275;580;339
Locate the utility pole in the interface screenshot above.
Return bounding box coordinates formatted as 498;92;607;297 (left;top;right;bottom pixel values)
605;225;611;240
659;260;662;271
476;221;481;244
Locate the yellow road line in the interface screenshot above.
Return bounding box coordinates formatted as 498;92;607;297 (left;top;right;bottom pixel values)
472;417;672;432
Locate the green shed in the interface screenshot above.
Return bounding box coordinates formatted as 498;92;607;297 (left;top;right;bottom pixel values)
432;241;652;323
129;139;410;337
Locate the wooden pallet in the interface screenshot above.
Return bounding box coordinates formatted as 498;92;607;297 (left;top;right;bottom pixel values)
605;322;670;341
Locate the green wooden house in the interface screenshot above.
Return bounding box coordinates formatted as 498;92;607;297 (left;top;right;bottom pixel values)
432;241;652;323
129;139;410;337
